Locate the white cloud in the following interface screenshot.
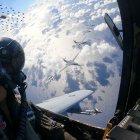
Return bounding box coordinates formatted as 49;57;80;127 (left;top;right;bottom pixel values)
94;23;107;31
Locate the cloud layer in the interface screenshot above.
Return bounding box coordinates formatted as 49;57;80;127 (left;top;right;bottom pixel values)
0;0;122;127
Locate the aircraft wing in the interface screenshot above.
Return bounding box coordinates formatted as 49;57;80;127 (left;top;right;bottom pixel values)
45;75;54;84
72;50;81;61
36;90;93;114
59;65;69;72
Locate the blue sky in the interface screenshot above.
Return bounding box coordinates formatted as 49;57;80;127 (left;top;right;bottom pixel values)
0;0;36;12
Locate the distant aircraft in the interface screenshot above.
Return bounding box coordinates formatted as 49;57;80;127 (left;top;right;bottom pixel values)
47;75;54;81
73;40;90;46
84;23;95;33
84;30;92;33
45;75;55;84
80;108;102;115
73;39;91;50
60;51;82;72
37;90;93;114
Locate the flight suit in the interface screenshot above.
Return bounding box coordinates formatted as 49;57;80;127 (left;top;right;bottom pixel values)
0;94;76;140
0;94;40;140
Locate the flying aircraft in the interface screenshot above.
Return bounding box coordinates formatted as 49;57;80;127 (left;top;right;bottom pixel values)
73;39;91;50
45;51;82;83
84;29;93;33
60;51;82;72
85;23;95;33
80;108;102;115
34;1;140;139
63;57;81;66
45;75;55;84
47;75;54;81
73;40;90;46
0;0;139;139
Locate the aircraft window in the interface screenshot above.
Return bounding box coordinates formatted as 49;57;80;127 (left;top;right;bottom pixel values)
0;0;122;128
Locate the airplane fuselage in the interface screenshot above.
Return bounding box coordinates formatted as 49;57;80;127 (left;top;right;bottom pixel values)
80;111;91;115
63;59;81;66
80;109;102;115
74;40;87;46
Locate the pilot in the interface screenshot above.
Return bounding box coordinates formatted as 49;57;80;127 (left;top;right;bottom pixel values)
0;37;76;140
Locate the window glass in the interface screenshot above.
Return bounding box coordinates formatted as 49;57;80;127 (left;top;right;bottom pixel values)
0;0;122;128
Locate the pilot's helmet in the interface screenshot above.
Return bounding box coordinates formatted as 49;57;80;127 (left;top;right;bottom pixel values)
0;37;25;74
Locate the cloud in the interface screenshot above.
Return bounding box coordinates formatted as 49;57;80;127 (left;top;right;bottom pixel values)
64;73;80;93
1;0;123;127
103;57;113;63
94;62;110;86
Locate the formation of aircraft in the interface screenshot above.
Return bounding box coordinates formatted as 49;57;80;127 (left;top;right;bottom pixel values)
37;0;140;139
46;50;82;83
47;46;84;84
0;0;139;139
46;50;82;84
37;2;140;138
46;16;94;83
